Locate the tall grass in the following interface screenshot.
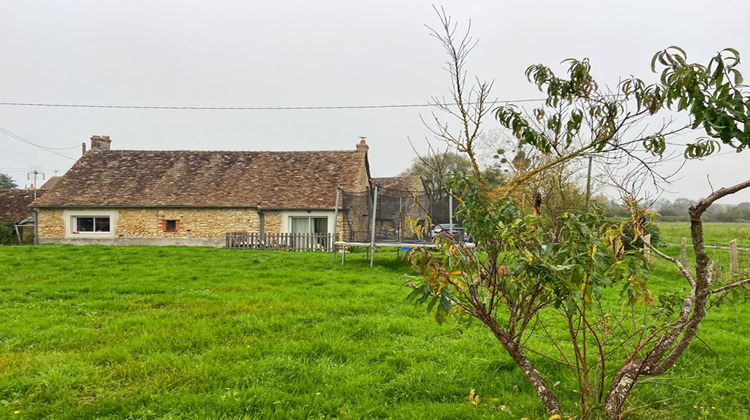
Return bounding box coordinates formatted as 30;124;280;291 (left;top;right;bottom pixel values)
0;246;748;418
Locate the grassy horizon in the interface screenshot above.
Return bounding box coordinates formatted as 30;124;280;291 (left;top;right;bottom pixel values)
1;245;748;419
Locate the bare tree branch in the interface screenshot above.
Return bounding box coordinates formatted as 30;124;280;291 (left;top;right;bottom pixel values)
645;242;696;287
710;277;750;295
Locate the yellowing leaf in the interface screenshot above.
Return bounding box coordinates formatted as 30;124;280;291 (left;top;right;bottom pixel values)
465;389;480;406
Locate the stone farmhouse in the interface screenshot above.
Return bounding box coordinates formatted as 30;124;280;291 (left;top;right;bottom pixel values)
31;136;380;247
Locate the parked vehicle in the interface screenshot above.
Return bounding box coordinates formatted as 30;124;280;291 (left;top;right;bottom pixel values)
430;224;472;242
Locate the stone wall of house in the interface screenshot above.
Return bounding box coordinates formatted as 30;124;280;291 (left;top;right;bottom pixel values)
356;160;370;191
37;207;356;245
342;193;370;242
36;207;263;246
116;208;260;238
37;209;65;238
336;212;345;241
263;211;281;234
337;160;372;242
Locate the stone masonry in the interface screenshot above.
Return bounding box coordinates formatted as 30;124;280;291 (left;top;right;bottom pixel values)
37;208;261;246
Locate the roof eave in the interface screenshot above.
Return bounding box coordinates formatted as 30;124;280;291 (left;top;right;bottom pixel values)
31;205;340;211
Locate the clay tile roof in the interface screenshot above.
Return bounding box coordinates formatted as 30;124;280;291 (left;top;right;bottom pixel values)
0;189;42;223
39;176;62;190
32;149;369;209
372;176;424;197
373;175;422;190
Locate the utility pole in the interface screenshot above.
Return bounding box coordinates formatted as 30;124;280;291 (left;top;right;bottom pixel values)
585;156;593;211
448;187;453;233
27;167;45;200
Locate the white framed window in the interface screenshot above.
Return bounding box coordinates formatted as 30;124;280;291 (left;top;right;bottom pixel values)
63;209;118;238
281;211;334;235
290;216;328;234
74;216;111;232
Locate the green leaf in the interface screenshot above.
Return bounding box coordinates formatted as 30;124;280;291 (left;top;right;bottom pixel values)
406;284;425;302
426;295;439;313
651;51;660;72
722;48;741;67
439;294;452;314
667;45;687;57
732;68;744;85
434;307;446;324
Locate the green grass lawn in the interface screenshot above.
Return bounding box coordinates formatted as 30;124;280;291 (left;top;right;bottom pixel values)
1;246;748;419
658;222;750;248
657;222;750;276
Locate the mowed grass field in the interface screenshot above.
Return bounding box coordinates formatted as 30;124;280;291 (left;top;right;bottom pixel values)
658;222;750;248
1;245;749;419
657;222;750;275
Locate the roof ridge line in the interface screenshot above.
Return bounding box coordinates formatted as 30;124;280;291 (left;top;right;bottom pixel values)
99;149;360;153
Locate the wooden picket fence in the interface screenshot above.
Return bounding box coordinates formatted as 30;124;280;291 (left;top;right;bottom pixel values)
225;232;335;252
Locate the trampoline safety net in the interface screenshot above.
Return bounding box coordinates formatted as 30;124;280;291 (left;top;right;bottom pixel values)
340;184;433;243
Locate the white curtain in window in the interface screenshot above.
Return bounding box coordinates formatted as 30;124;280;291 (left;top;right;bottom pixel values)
291;217;310;234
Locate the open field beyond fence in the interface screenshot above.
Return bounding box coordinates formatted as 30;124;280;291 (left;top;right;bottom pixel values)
1;245;749;419
658;222;750;278
658;222;750;248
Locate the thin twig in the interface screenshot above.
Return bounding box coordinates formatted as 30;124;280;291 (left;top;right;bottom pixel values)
635;382;699;393
637;363;732;383
710;277;750;295
645;242;696;287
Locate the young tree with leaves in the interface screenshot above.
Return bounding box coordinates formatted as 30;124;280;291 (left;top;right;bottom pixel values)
407;10;750;419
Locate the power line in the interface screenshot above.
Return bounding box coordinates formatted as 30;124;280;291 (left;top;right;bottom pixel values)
0;125;77;160
0;98;546;111
40;144;81;150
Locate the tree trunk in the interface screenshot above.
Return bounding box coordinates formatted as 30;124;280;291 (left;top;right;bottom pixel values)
483;316;561;414
603;181;750;418
605;361;640;419
510;347;561;414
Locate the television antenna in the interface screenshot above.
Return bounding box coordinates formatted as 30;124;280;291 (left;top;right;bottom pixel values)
27;166;45;199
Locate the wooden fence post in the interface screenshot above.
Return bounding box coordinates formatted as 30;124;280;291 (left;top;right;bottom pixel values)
729;239;739;276
680;237;688;267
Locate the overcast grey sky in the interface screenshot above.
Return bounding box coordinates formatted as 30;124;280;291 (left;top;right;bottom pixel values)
2;0;749;203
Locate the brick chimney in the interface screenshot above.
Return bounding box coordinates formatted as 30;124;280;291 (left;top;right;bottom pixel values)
356;137;369;153
90;135;112;151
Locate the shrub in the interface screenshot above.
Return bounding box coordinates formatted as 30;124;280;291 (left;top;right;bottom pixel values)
604;217;661;248
0;223;19;245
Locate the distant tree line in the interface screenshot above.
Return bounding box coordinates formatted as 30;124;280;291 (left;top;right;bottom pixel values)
589;196;750;223
652;198;750;222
